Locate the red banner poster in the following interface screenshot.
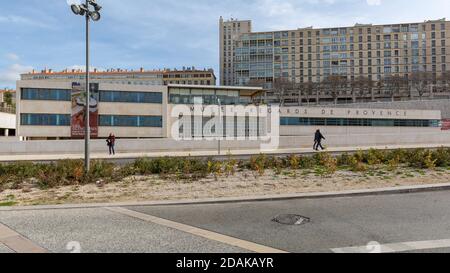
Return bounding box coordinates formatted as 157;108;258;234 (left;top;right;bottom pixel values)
71;82;99;138
442;119;450;131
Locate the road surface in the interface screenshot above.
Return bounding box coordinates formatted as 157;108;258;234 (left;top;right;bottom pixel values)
1;190;450;253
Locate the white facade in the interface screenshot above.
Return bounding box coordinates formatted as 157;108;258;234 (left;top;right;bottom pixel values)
15;79;445;146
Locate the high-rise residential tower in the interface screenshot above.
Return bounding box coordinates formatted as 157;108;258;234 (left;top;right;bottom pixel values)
219;17;252;86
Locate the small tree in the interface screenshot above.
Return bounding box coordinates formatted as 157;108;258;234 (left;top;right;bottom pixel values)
4;91;13;106
411;71;431;100
438;70;450;97
295;82;305;106
272;77;292;106
322;75;347;105
383;75;405;102
353;76;373;103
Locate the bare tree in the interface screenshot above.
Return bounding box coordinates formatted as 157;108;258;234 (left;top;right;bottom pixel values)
383;75;405;102
294;82;305;106
272;77;292;106
410;71;431;100
303;81;315;105
438;70;450;97
351;76;372;103
322;75;347;105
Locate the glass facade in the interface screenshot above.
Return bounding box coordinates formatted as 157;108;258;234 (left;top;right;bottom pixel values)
21;88;163;104
99;115;163;127
99;91;162;104
21;88;71;101
169;88;244;105
21;114;71;126
234;32;274;86
280;117;440;127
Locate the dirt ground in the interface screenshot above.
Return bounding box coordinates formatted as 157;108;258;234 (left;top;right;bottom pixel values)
1;167;450;206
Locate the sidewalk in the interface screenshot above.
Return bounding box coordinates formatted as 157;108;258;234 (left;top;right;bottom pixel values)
0;143;449;162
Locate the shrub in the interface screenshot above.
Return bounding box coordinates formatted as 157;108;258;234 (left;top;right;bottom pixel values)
423;151;437;170
366;149;385;166
387;155;401;171
250;154;268;176
349;155;368;172
432;148;450;167
224;158;237;177
337;153;353;166
288;155;301;170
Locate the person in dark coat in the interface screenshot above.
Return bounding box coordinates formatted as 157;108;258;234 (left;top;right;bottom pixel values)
314;130;325;151
107;133;116;155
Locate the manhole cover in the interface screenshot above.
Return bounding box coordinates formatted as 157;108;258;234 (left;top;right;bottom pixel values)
272;214;310;226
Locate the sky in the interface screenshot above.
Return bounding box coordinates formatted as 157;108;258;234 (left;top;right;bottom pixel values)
0;0;449;88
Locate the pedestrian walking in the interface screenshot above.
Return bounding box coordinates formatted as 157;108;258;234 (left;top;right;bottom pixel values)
107;133;116;155
313;130;326;151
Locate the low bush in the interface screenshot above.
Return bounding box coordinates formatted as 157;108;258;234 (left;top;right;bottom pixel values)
1;148;449;191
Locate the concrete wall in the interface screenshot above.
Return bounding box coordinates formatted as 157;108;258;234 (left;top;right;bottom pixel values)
326;99;450;119
0;112;15;130
0;131;449;156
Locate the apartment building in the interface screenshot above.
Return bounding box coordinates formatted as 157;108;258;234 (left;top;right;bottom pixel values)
221;18;450;103
219;17;252;86
21;67;216;87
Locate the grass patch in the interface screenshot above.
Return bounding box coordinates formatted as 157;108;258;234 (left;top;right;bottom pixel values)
0;201;17;207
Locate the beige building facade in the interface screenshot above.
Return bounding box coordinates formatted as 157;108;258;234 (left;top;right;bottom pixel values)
221;17;450;103
219;17;252;86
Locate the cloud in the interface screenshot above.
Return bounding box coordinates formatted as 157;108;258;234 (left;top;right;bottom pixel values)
5;53;19;62
0;15;53;29
0;64;33;88
366;0;381;6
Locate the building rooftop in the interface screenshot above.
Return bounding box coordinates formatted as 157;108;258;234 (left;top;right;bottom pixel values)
168;84;264;97
236;18;448;34
21;67;216;76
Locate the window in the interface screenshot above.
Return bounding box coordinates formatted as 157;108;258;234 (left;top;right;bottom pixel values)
21;88;71;101
99;115;163;127
280;117;440;128
21;114;70;126
100;91;162;104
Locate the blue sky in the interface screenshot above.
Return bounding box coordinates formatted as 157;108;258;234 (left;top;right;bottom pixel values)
0;0;449;88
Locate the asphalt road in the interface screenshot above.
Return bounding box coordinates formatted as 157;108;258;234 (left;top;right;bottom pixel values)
1;190;450;253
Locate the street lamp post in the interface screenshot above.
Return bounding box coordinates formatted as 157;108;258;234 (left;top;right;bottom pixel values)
217;98;222;155
70;0;102;173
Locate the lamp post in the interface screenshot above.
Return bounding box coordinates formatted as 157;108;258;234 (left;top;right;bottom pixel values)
217;98;222;155
70;0;102;172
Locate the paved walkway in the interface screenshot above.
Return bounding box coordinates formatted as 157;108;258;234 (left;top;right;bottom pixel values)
0;143;449;162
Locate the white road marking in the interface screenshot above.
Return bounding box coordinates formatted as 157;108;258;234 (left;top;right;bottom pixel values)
332;239;450;253
105;207;288;253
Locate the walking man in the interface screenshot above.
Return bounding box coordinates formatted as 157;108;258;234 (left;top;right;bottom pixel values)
107;133;116;155
314;129;326;151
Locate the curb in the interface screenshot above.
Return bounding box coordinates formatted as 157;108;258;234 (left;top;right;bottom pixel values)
2;182;450;212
